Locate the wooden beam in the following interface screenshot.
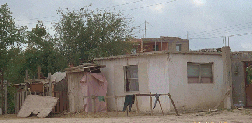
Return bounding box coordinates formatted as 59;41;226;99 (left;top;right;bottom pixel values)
150;92;153;116
135;94;140;115
115;96;118;116
168;93;180;116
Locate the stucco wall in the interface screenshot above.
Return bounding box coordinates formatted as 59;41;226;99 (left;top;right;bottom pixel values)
95;53;224;113
167;53;225;111
96;55;170;113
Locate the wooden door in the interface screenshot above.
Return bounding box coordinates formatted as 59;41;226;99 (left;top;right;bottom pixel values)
245;62;252;106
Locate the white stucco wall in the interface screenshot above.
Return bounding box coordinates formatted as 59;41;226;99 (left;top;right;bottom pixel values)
95;52;224;113
96;54;170;113
168;53;225;111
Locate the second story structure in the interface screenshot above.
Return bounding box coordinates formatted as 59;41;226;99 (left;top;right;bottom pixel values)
131;36;189;53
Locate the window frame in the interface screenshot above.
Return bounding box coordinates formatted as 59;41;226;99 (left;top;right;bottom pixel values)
124;65;139;92
187;62;214;84
176;44;182;51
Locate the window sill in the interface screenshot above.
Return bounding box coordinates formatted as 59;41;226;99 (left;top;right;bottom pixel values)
124;91;140;94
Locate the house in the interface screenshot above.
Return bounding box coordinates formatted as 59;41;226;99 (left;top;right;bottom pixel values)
65;63;108;113
131;36;189;53
93;46;232;113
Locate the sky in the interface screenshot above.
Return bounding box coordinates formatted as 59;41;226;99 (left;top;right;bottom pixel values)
2;0;252;51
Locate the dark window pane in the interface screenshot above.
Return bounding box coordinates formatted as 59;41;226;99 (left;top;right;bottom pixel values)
201;64;212;77
187;64;199;77
128;79;139;91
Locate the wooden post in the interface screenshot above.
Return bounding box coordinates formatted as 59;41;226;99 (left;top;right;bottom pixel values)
158;100;164;116
92;95;96;114
150;92;153;116
14;92;16;114
4;80;7;114
38;66;41;79
168;93;179;116
126;105;129;116
25;84;27;97
135;94;140;115
115;96;118;116
105;97;108;115
22;91;25;107
42;85;44;96
48;73;52;96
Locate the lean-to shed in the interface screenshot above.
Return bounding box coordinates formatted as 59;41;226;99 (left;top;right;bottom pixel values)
66;63;107;113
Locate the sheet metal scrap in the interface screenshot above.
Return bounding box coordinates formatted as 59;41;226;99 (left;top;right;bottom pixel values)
17;95;58;118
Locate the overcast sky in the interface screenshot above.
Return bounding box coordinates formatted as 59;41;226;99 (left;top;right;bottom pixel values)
2;0;252;51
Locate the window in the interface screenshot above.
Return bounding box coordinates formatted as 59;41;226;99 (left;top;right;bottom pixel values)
187;62;213;83
176;44;181;51
153;45;159;51
124;65;139;92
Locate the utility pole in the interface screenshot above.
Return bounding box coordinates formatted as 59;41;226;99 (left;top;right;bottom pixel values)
145;20;146;38
187;31;189;40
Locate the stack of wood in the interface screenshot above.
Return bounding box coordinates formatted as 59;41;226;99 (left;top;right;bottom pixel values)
65;63;106;73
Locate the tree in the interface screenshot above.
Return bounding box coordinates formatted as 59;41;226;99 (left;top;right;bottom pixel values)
54;7;134;66
24;21;67;78
0;3;25;81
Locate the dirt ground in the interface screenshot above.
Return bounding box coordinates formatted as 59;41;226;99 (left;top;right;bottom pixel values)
0;109;251;123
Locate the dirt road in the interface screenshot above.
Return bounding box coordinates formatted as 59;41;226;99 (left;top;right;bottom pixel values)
0;109;251;123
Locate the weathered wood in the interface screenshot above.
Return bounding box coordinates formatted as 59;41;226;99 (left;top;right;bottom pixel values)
158;100;164;116
48;73;52;96
22;91;25;107
91;95;96;113
136;93;169;96
115;96;118;115
135;94;140;114
168;93;179;116
150;92;153;116
214;89;231;109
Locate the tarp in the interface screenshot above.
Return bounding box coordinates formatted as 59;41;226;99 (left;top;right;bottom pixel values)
80;72;108;112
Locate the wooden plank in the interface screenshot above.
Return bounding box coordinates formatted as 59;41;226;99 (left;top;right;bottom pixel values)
135;94;140;114
150;92;153;116
168;93;180;116
48;73;52;96
16;92;18;113
115;96;118;116
18;92;20;112
22;91;25;107
57;92;60;113
158;100;164;116
213;90;231;109
60;91;63;112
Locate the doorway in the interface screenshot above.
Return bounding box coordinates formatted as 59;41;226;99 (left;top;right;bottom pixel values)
244;62;252;107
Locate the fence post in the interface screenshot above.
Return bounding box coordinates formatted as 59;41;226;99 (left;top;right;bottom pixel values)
115;96;118;116
48;73;52;96
135;94;140;115
150;92;153;116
